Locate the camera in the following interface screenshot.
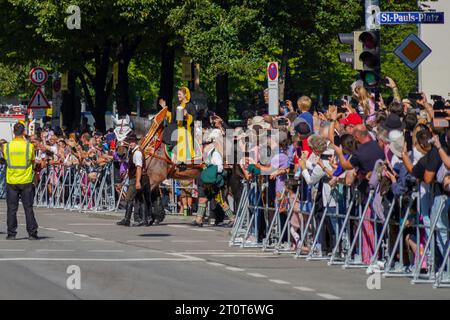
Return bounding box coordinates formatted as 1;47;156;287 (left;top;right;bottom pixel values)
431;95;443;101
408;92;422;100
277;118;288;126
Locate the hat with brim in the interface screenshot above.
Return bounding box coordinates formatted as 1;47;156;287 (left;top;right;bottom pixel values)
381;113;405;131
388;130;405;158
248;116;271;133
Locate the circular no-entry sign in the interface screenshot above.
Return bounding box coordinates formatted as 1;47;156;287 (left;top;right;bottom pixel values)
29;67;48;86
268;63;278;81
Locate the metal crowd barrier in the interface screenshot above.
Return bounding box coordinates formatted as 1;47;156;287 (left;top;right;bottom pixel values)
33;163;116;213
229;174;450;289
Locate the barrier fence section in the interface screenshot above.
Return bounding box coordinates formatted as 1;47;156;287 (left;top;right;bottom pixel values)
229;174;450;289
33;162;116;213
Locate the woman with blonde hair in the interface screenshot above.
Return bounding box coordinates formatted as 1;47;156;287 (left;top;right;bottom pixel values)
354;85;375;123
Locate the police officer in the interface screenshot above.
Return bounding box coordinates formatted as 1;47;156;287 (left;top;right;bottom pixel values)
3;123;39;240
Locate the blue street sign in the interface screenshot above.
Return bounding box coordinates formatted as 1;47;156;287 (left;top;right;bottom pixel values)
378;12;444;25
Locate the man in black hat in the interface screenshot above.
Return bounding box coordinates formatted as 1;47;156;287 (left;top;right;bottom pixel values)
381;113;405;132
117;134;150;227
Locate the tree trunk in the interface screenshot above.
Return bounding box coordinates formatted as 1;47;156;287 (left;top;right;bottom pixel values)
215;72;229;121
279;34;290;101
61;70;79;131
159;36;175;109
90;42;111;132
77;72;94;112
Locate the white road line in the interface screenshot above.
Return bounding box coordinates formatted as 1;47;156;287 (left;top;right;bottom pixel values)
172;250;225;254
59;231;74;234
45;228;58;231
167;225;189;229
0;249;26;252
126;240;163;243
74;234;90;238
171;240;206;243
225;267;245;272
211;254;275;258
207;262;225;267
316;293;341;300
246;273;268;278
35;249;75;252
188;228;213;232
67;223;113;226
89;250;124;253
269;279;291;285
168;253;205;261
0;257;203;262
89;237;106;241
293;286;315;292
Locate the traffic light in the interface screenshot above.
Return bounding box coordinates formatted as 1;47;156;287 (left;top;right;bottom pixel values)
338;31;363;70
358;31;381;88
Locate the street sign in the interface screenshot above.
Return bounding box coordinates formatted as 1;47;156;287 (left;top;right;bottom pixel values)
394;33;432;70
267;62;279;116
29;67;48;86
27;87;50;109
378;12;444;25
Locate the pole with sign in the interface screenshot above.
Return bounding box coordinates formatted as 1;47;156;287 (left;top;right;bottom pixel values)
267;62;279;116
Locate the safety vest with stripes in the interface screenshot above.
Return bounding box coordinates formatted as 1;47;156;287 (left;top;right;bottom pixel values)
3;139;34;184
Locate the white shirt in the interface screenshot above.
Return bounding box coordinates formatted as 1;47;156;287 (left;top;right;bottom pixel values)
206;147;223;173
132;146;143;167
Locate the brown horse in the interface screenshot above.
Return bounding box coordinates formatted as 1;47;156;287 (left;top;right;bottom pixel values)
139;108;203;222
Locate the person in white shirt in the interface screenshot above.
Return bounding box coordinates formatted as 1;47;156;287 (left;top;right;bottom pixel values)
192;129;235;227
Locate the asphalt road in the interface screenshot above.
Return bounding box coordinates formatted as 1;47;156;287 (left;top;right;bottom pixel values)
0;202;448;300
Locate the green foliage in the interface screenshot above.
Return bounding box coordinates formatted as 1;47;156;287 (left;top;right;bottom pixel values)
0;0;422;122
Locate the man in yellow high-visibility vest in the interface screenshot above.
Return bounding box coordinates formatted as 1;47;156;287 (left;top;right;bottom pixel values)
3;123;38;240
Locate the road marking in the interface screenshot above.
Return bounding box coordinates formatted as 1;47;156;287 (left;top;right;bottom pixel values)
207;262;225;267
89;237;106;241
74;234;90;238
89;250;124;253
225;267;245;272
293;286;315;292
35;249;75;252
59;231;74;234
167;225;189;229
316;293;341;300
246;273;268;278
188;228;213;232
173;250;226;254
171;240;206;243
45;228;58;231
269;279;291;285
68;223;113;226
0;249;26;252
126;240;163;243
0;257;203;262
212;254;276;258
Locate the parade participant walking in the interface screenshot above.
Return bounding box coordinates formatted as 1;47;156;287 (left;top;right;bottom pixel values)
3;123;38;240
192;129;235;227
117;134;149;227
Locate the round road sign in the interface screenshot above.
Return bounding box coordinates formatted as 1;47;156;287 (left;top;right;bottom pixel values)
268;63;278;81
29;67;48;86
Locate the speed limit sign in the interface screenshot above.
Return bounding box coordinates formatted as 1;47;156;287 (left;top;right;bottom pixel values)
29;67;48;86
